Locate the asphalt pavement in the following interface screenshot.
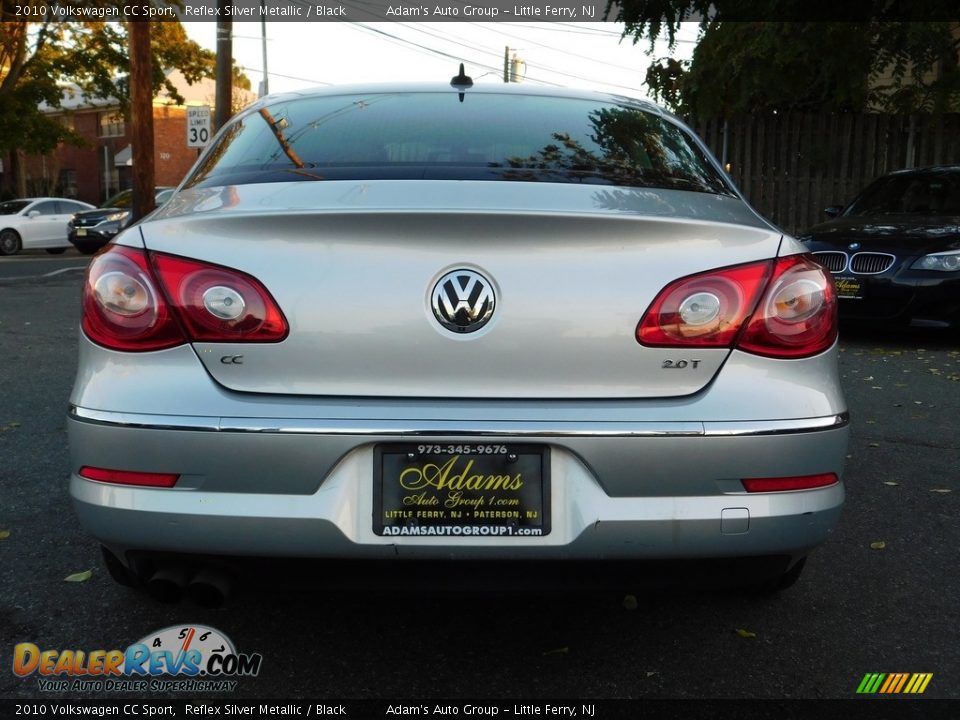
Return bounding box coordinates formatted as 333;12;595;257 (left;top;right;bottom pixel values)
0;249;89;281
0;269;957;705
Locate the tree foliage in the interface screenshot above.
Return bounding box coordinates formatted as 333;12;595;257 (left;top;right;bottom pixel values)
0;10;222;157
609;1;960;117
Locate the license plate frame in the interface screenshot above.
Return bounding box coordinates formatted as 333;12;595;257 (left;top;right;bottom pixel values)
834;275;864;299
76;228;88;237
374;443;550;538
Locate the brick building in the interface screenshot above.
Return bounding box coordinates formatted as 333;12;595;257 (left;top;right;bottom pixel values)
18;70;253;206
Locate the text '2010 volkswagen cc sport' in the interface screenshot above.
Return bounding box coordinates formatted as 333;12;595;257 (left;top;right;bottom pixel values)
69;78;848;604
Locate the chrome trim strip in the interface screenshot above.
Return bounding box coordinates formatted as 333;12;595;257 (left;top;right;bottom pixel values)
703;414;848;436
69;406;849;438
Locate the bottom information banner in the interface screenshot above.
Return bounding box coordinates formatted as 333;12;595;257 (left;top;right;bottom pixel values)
0;699;952;720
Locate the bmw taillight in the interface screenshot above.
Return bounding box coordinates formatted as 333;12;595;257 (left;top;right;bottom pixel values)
637;254;837;359
82;245;288;351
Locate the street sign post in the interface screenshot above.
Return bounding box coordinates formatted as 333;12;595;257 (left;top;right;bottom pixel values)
187;106;212;148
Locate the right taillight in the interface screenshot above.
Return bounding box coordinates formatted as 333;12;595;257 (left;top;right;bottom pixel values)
737;255;837;358
82;245;288;352
637;254;837;359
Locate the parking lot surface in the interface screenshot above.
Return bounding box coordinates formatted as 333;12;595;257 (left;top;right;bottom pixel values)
1;267;957;701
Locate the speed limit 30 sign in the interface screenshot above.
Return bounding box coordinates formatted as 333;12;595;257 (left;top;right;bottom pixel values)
187;106;211;148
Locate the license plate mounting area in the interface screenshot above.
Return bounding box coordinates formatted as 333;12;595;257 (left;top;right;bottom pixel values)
374;443;550;538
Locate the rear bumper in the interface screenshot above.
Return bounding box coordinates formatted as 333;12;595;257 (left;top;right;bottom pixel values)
68;407;847;564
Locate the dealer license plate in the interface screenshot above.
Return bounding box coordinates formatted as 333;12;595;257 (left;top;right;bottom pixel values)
374;443;550;537
834;275;864;299
76;228;87;237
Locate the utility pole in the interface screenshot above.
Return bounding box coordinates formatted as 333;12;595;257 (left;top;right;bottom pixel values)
215;7;233;131
259;4;269;97
129;21;155;222
503;47;525;83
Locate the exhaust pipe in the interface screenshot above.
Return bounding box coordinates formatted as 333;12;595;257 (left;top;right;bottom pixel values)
186;567;234;609
145;565;191;604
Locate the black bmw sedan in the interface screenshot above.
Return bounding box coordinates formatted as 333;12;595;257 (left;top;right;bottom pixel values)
799;166;960;329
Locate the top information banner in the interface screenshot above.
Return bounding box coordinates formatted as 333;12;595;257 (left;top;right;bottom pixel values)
9;0;620;22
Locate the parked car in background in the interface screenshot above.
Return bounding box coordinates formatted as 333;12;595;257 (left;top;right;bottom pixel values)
68;187;175;255
0;197;95;255
800;166;960;329
69;80;847;606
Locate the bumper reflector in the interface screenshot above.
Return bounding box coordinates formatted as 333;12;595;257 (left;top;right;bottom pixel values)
741;473;838;493
79;466;179;488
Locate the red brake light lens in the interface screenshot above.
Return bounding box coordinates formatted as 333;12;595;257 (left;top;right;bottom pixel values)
637;260;772;347
741;473;839;493
738;255;838;358
82;246;288;351
150;254;288;342
82;246;184;351
636;254;837;359
79;466;179;488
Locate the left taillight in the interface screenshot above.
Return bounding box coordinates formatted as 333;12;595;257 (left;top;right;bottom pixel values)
82;245;289;352
82;245;184;351
636;254;837;359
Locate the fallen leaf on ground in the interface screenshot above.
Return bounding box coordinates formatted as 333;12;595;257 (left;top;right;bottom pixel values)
735;628;757;639
64;570;93;583
870;541;886;550
0;530;10;540
868;442;880;448
930;489;952;494
882;481;899;486
622;595;638;610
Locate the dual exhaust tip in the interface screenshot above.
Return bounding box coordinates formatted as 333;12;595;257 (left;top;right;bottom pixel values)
145;565;233;608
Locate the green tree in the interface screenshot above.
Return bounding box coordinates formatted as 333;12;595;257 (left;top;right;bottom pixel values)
0;10;242;194
609;1;960;117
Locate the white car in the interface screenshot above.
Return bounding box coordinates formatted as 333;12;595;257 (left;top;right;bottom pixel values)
0;197;95;255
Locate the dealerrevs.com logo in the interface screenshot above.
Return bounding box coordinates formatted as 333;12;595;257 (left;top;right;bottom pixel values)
13;625;262;693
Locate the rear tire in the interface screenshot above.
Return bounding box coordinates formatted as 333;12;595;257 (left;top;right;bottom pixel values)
0;229;22;255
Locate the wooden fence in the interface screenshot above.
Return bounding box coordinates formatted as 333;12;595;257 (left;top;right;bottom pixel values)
690;113;960;235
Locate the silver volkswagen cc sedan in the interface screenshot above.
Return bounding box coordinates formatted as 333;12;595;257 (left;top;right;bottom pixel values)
69;78;847;604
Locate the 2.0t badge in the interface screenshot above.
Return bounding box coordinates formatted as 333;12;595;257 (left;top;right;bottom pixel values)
431;269;496;333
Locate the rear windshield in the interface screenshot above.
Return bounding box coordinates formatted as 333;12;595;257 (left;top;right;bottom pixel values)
185;92;732;195
847;172;960;216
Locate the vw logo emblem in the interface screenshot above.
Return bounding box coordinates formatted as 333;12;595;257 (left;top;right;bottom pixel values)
431;269;496;333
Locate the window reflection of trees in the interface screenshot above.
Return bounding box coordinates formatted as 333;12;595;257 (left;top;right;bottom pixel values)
490;107;729;194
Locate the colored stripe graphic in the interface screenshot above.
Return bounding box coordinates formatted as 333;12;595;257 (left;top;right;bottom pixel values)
856;673;886;694
857;673;932;694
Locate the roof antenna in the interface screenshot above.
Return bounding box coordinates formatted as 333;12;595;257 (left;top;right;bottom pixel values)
450;63;473;102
